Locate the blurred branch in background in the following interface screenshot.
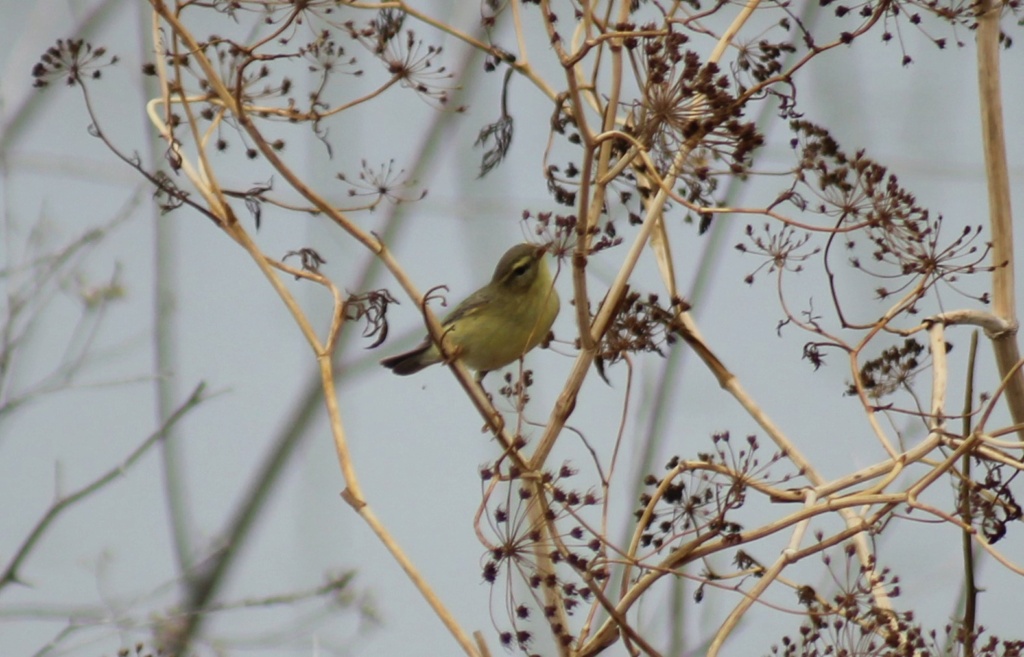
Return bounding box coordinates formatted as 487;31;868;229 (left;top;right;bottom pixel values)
0;199;136;425
0;383;208;592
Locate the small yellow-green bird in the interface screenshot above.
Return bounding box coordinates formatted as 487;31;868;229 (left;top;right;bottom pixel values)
380;243;560;375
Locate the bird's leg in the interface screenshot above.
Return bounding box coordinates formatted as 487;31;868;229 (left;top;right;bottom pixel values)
473;368;494;404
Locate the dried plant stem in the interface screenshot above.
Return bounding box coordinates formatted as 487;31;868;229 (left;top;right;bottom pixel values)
222;215;483;657
318;353;480;657
103;1;1024;655
533;2;913;648
726;371;905;633
707;490;817;656
928;321;950;426
975;0;1024;439
527;496;574;657
144;5;493;654
959;331;978;657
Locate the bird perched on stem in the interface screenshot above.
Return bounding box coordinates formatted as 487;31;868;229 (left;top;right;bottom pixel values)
381;243;559;376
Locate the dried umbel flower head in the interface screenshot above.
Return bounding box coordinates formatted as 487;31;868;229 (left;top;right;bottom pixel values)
32;39;119;87
346;16;460;108
336;159;426;210
626;31;764;187
480;461;602;653
593;290;681;381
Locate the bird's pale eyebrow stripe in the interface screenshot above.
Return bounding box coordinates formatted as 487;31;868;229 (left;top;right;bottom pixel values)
508;256;533;277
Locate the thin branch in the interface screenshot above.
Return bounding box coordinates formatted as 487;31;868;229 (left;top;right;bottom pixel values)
0;383;208;590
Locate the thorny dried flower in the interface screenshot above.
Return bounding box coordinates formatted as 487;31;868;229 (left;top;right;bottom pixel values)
32;39;119;87
337;159;426;209
476;114;514;178
283;247;328;276
956;456;1022;544
344;289;400;349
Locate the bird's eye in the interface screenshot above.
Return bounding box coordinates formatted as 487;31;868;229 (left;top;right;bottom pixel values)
512;262;531;278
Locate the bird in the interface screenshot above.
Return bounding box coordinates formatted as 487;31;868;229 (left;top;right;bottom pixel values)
380;243;560;376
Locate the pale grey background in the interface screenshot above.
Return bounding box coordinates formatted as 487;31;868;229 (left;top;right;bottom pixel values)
1;2;1023;656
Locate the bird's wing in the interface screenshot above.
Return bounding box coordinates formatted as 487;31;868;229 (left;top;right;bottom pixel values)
442;289;493;326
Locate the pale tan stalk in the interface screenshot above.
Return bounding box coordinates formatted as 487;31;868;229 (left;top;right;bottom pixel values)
976;0;1024;438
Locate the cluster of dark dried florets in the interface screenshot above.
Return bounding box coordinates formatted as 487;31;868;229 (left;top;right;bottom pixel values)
784;121;992;301
135;7;448;159
732;29;799;87
769;550;919;656
822;0;1021;59
592;291;681;380
336;159;426;210
32;38;119;87
476;18;773;217
524;210;623;261
736;222;821;285
620;28;766;205
479;462;603;654
636;433;787;551
848;338;929;399
344;13;459;108
779;542;1024;656
771;609;1024;657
